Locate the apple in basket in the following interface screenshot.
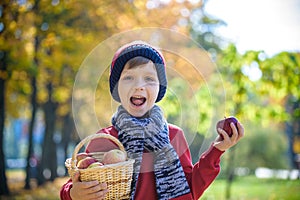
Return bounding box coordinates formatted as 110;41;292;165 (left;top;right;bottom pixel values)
77;157;97;169
216;116;238;139
102;149;127;165
76;152;89;162
88;162;104;168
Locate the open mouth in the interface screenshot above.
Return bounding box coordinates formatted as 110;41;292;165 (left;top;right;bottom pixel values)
130;95;146;106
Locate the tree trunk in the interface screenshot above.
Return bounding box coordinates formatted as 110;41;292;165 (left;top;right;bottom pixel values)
37;83;58;185
24;77;37;189
0;50;9;196
285;96;300;169
61;112;75;171
24;35;40;190
0;1;12;196
225;146;236;199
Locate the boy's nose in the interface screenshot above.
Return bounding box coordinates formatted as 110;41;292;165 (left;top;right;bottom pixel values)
135;84;145;91
134;79;146;90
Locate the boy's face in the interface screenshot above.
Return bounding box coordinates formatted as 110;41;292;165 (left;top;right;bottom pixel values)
118;61;160;117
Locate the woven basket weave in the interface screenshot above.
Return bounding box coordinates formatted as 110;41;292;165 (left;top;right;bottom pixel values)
65;133;134;200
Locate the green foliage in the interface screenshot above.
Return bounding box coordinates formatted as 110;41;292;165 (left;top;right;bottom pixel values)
261;52;300;103
160;78;200;134
210;45;299;173
234;122;288;171
201;176;300;200
214;45;299;127
195;86;214;134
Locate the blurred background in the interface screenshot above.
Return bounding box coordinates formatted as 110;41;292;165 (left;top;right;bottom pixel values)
0;0;299;199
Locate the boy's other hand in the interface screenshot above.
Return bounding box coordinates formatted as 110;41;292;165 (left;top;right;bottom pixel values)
70;171;108;200
213;121;244;151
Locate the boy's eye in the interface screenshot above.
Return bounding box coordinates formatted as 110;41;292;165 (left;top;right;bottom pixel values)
122;75;133;81
145;76;156;82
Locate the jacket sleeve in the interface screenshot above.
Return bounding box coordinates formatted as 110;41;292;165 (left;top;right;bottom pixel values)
169;124;224;199
189;145;224;199
60;178;73;200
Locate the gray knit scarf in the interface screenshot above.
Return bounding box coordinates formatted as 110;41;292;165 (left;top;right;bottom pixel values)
112;105;191;199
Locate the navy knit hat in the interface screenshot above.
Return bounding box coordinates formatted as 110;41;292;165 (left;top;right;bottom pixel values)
109;41;167;102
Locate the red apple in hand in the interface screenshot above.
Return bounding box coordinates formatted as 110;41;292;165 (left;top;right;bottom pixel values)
216;116;238;139
77;157;97;169
102;149;127;165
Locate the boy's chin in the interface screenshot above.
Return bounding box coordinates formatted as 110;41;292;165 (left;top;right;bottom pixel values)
128;109;149;118
126;104;156;118
130;112;147;118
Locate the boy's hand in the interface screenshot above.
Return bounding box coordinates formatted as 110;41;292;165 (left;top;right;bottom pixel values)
70;171;108;200
213;121;244;151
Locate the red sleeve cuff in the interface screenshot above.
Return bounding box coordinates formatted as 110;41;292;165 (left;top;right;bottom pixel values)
60;179;73;200
211;145;225;156
200;144;224;164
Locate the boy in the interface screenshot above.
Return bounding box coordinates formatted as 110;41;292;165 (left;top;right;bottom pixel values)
60;41;244;200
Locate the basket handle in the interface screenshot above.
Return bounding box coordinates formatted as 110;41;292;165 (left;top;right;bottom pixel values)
71;133;125;169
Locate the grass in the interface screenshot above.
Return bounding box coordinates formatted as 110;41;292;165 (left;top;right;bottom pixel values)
1;170;299;200
201;176;300;200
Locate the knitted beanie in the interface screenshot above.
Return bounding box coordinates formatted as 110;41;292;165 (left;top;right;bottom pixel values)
109;41;167;102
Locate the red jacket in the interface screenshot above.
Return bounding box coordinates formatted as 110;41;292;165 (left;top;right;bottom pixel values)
60;124;224;200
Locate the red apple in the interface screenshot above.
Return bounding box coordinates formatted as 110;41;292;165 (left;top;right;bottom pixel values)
102;149;127;165
87;162;103;168
76;152;89;162
77;157;97;169
216;116;238;139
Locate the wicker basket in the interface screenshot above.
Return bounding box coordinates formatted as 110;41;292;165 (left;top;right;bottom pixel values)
65;133;135;200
